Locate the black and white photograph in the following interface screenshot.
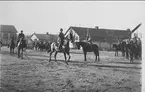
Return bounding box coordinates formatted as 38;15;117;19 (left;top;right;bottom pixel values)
0;1;144;92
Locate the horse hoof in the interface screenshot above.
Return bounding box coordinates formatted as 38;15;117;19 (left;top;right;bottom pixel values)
66;62;69;65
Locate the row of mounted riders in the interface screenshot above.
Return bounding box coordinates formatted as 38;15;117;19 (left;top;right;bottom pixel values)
4;37;142;63
112;39;142;62
7;40;51;53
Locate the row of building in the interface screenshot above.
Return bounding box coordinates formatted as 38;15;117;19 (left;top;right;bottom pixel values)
0;25;131;50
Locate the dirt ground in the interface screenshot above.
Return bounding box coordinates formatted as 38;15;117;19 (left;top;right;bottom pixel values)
0;47;141;92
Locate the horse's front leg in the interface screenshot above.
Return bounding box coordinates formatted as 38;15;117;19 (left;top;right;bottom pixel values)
13;48;15;54
114;50;116;56
18;48;20;58
63;52;68;65
84;52;87;61
21;49;23;59
10;48;11;55
49;51;53;62
67;52;71;62
54;51;58;62
130;51;133;63
116;51;118;56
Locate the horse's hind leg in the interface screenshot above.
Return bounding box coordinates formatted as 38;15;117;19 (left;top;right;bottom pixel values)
66;51;71;62
63;52;68;65
94;51;100;61
97;51;100;61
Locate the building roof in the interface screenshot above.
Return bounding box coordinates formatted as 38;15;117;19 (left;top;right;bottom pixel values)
65;26;131;41
32;33;58;42
0;25;18;33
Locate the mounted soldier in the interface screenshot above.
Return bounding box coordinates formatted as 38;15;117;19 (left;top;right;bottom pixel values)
86;35;92;45
85;28;93;48
133;33;138;44
17;30;25;46
58;28;65;50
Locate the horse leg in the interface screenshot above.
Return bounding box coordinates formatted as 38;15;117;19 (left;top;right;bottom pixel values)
93;50;100;61
93;52;97;61
63;52;67;61
84;52;87;61
126;50;129;59
97;51;100;61
116;51;117;56
10;48;11;55
66;52;71;62
63;52;68;65
114;50;116;56
49;51;53;62
18;48;20;58
130;51;133;63
13;48;15;54
21;48;23;59
54;51;58;63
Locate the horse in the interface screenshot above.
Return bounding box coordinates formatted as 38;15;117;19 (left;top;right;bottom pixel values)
17;38;27;59
48;38;71;65
112;43;121;56
75;41;100;61
38;41;46;51
0;41;2;51
126;40;142;63
9;39;16;55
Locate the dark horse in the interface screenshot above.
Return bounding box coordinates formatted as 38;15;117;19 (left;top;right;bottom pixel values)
9;39;16;55
75;42;100;61
0;41;2;51
112;43;121;56
126;40;142;63
17;38;27;59
48;38;71;65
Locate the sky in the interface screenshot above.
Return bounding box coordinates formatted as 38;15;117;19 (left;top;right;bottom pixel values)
0;1;145;37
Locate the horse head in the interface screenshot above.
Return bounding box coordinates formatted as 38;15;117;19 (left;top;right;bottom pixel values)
75;42;81;50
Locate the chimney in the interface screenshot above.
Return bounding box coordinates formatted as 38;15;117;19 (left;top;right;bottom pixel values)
46;32;49;35
95;26;99;29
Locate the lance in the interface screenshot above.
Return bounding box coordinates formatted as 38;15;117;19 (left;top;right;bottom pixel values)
131;23;142;33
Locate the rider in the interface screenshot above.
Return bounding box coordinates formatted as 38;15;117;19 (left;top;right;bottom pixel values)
58;28;65;50
85;34;93;48
17;30;25;45
133;33;138;44
85;32;93;45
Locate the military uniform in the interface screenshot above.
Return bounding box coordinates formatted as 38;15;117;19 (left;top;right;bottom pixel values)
17;30;25;45
86;35;92;45
58;28;64;50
